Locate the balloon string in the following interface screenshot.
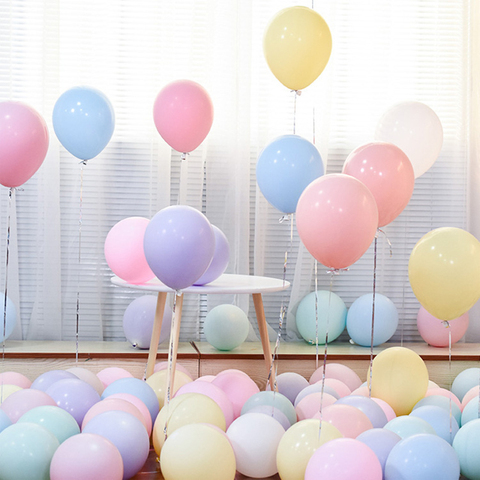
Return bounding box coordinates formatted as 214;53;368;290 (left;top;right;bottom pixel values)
76;161;86;365
314;260;319;369
447;324;454;442
368;235;378;398
291;90;302;134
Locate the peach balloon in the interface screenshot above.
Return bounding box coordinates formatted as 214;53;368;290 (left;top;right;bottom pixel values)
314;404;373;438
296;392;337;421
310;363;363;391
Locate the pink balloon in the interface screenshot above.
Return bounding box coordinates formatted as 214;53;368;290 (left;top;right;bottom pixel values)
50;432;123;480
462;386;480;410
0;388;56;422
96;367;134;389
296;174;378;270
319;378;351;398
0;101;49;187
342;142;414;227
104;217;155;284
305;438;382;480
417;307;469;347
106;393;152;436
153;79;214;153
0;371;32;389
195;375;216;383
424;388;462;410
314;404;373;438
296;392;337;421
350;385;370;397
372;397;397;422
310;363;363;391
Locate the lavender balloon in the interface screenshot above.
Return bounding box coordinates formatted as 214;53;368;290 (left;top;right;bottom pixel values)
335;395;388;428
143;205;215;290
31;370;77;392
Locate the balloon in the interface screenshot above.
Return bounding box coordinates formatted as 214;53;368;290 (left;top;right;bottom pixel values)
153;79;214;153
461;397;480;426
462;386;480;410
343;142;414;227
310;363;362;391
318;403;373;438
410;405;459;444
453;419;480;480
67;367;104;396
375;101;443;178
386;433;460;480
50;432;124;480
423;387;462;410
0;294;17;342
160;423;236;480
305;438;382;480
0;371;31;389
31;369;78;392
154;361;193;379
370;347;429;415
123;295;172;348
417;307;469;347
0;409;12;433
265;372;309;405
145;369;192;410
247;405;291;431
452;368;480;402
296;392;337;421
276;419;342;480
335;395;388;428
0;101;49;187
347;293;399;347
296;174;378;270
413;395;462;427
83;410;150;480
104;217;155;285
143;205;215;290
0;384;24;404
241;391;296;426
0;388;57;422
294;383;340;406
52;86;115;161
263;6;332;91
227;412;285;478
384;415;436;439
295;290;347;345
18;405;80;444
372;397;396;422
194;225;230;285
409;227;480;321
256;135;324;214
96;367;134;389
107;393;152;436
204;304;250;351
0;422;59;480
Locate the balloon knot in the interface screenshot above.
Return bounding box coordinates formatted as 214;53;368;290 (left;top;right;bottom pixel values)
79;159;88;166
180;152;189;161
326;268;349;275
376;228;393;257
442;321;450;328
290;89;302;96
278;214;291;224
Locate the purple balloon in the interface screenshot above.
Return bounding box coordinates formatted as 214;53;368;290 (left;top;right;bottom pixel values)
31;370;77;392
247;405;291;431
265;372;309;405
294;383;340;406
194;225;230;285
143;205;215;290
45;378;101;427
357;428;401;475
335;395;388;428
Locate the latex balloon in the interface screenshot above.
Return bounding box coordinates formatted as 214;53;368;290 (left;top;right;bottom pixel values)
451;368;480;403
263;6;332;91
145;369;192;410
0;371;31;389
296;174;378;270
453;419;480;480
342;142;414;227
416;307;469;347
256;135;324;214
409;227;480;321
53;86;115;161
153;79;213;153
375;101;443;178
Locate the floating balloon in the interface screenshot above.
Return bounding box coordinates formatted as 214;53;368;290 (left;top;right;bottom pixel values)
342;142;414;227
409;227;480;321
417;307;469;347
296;174;378;270
0;294;17;343
153;79;214;153
0;101;49;187
256;135;324;214
143;205;215;290
263;6;332;91
375;101;443;178
53;86;114;161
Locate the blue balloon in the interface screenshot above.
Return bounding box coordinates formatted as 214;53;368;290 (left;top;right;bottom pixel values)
453;418;480;479
384;415;436;439
0;409;12;434
53;86;115;161
335;395;388;428
241;391;296;426
461;397;480;426
295;290;347;344
346;293;398;346
256;134;324;214
0;294;17;342
451;367;480;402
413;395;462;426
410;405;459;444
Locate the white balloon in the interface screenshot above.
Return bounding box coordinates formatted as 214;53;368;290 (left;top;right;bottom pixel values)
375;101;443;178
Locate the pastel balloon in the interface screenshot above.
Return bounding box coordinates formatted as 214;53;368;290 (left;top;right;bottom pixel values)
263;6;332;91
375;101;443;178
347;293;399;347
462;386;480;410
0;409;12;433
295;290;347;345
256;135;324;214
153;79;214;153
265;372;309;405
423;387;461;410
335;395;388;428
204;304;249;351
413;395;461;427
296;174;378;270
0;371;31;389
409;227;480;321
453;419;480;480
154;361;193;379
0;101;49;187
372;397;396;422
145;369;193;410
0;383;23;402
143;205;215;290
104;217;155;285
0;388;57;422
410;405;459;444
384;415;436;439
31;369;78;392
247;405;291;431
96;367;134;389
417;307;469;347
241;391;296;426
461;397;480;426
67;367;104;396
294;383;340;406
50;432;124;480
0;294;17;343
318;403;373;438
52;86;115;161
310;363;362;391
297;392;337;421
452;368;480;402
107;393;152;436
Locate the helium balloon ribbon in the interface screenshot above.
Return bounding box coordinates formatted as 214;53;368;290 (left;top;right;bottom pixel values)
315;260;319;370
290;90;302;134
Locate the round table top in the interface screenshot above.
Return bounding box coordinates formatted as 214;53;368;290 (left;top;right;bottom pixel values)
111;273;290;295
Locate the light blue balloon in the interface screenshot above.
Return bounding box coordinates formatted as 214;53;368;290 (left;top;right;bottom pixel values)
294;383;340;406
384;415;436;439
241;391;296;426
0;422;60;480
410;405;459;444
461;397;480;426
0;409;12;433
0;293;17;342
451;367;480;402
53;86;115;161
453;419;480;479
295;290;347;345
256;134;324;214
413;395;462;426
347;293;398;346
204;304;249;351
385;433;460;480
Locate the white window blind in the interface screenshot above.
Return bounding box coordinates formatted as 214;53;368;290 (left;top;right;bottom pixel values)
0;0;471;344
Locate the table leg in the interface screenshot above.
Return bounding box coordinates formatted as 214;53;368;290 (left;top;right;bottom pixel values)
145;291;168;379
252;293;275;390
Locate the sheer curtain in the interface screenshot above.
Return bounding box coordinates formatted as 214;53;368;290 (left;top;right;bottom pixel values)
0;0;473;343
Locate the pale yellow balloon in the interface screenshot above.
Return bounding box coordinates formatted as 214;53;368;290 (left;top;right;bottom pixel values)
276;419;343;480
67;367;104;395
0;384;22;403
263;6;332;91
152;392;226;456
160;423;236;480
409;227;480;321
146;369;192;410
370;347;429;416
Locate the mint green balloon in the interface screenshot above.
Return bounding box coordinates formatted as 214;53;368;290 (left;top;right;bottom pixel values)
241;391;297;426
453;419;480;479
204;304;249;351
0;422;59;480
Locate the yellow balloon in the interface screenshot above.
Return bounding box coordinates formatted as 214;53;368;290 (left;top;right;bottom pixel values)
263;6;332;91
0;384;22;403
152;392;226;456
370;347;429;416
160;423;236;480
409;227;480;321
276;419;342;480
146;369;192;410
